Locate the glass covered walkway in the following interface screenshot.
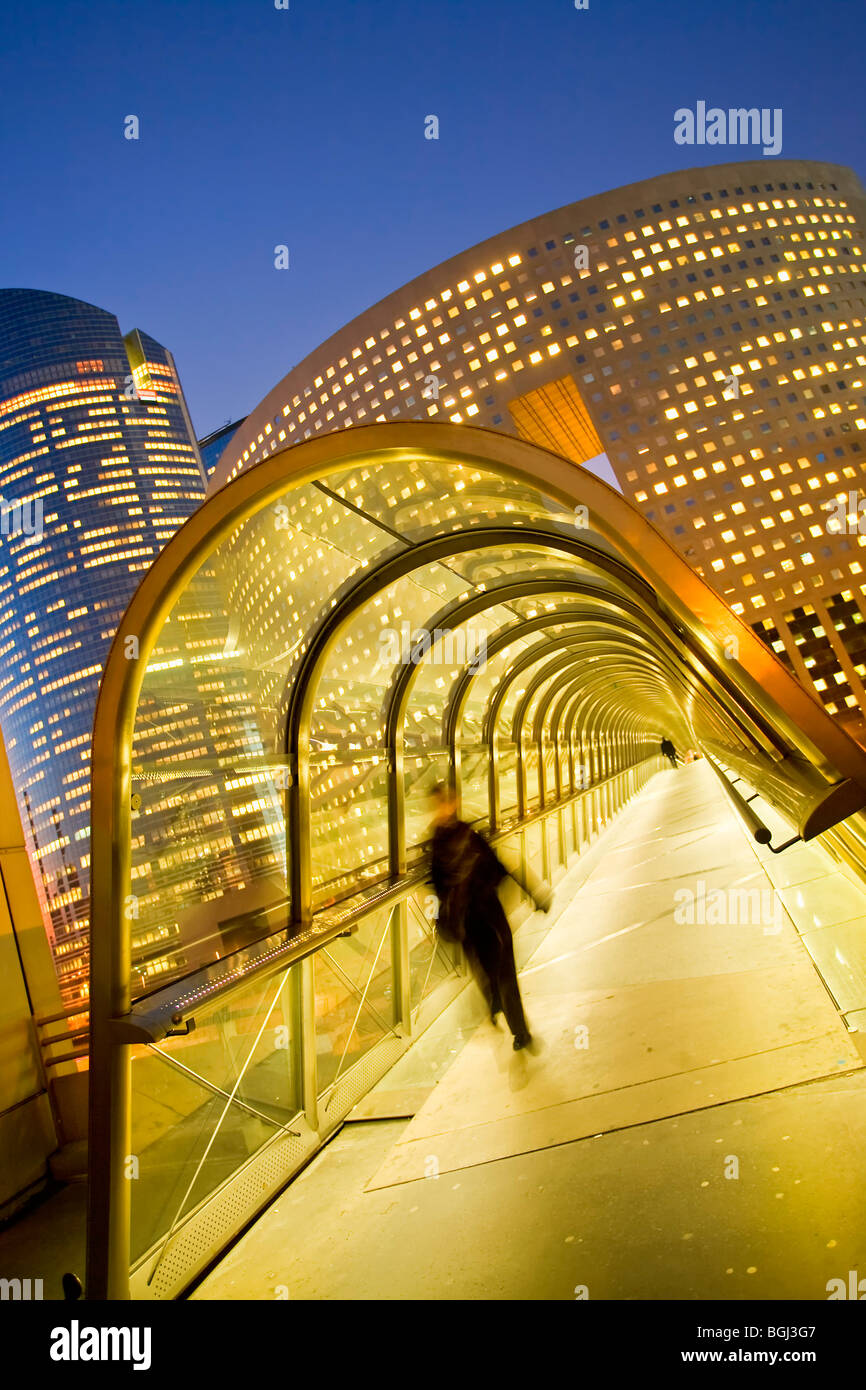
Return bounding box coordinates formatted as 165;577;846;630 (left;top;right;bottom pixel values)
85;423;866;1299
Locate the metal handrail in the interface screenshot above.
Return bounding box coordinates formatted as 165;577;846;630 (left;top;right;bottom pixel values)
35;1002;91;1027
40;1027;90;1049
703;752;800;853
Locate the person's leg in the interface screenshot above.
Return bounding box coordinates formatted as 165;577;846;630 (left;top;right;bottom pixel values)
492;920;530;1044
463;939;498;1020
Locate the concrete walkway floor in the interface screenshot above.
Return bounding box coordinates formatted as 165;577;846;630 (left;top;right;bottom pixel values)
193;762;866;1301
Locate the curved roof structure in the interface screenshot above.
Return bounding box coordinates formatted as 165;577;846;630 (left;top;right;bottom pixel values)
86;421;866;1297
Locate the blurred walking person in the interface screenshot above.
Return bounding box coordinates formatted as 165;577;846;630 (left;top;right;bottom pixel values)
427;780;550;1051
660;737;678;769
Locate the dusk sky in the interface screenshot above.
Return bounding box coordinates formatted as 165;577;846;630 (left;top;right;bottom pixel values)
2;0;863;438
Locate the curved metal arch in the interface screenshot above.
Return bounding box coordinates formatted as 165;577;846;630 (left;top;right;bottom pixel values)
491;626;669;821
282;523;691;922
563;668;680;754
572;689;626;796
549;676;656;794
484;631;664;750
574;665;685;745
550;676;609;799
595;708;646;781
394;610;660;865
518;644;685;762
482;627;697;826
479;596;773;771
537;659;671;803
561;667;676;788
200;423;866;794
537;647;674;771
393;622;610;871
506;637;678;814
284;521;660;746
560;653;719;756
511;641;648;748
447;600;710;813
509;647;619;816
447;595;684;745
532;668;612;809
553;589;788;760
284;512;823;893
527;642;677;747
380;582;658;870
530;658;674;805
483;638;617;824
443;601;662;750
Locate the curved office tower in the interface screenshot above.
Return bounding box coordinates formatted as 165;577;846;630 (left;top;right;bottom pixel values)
0;289;206;1002
212;160;866;740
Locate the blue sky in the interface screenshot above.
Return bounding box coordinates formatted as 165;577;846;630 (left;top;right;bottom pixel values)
1;0;863;437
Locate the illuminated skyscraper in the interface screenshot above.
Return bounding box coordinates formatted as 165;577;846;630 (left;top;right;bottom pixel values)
0;289;207;1002
211;159;866;742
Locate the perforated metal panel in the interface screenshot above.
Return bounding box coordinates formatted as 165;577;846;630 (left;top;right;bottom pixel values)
130;1124;315;1301
318;1033;406;1133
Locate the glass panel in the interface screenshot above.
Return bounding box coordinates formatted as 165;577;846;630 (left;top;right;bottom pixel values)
129;966;298;1266
565;806;576;857
315;905;394;1096
405;751;450;860
310;562;468;753
403;603;515;747
547;816;561;871
128;479;399;1000
498;743;518;816
523;745;540;811
406;887;459;1013
524;823;543;876
544;744;557;797
322;455;578;541
310;753;389;900
125;453;651;1003
460;747;489;825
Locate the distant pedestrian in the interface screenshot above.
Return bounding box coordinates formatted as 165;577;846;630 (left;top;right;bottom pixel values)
660;737;678;769
427;780;550;1051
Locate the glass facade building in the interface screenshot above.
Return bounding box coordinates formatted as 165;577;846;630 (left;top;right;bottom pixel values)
198;417;245;481
211;160;866;743
0;289;207;1003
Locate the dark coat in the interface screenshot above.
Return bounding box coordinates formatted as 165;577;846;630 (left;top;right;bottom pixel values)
429;818;509;947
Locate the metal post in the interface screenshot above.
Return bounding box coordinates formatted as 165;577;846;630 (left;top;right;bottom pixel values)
392;899;411;1034
292;956;318;1130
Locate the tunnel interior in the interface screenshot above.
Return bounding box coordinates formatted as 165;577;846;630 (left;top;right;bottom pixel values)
85;423;866;1298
